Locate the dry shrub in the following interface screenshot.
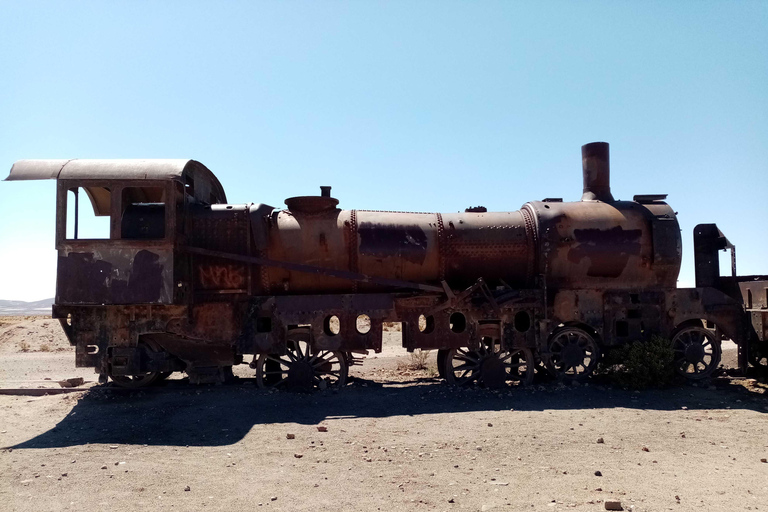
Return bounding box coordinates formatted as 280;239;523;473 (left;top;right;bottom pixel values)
598;336;675;389
19;340;30;352
382;322;402;332
40;343;51;352
398;349;431;371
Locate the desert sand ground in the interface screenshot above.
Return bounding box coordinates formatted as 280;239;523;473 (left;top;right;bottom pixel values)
0;316;767;512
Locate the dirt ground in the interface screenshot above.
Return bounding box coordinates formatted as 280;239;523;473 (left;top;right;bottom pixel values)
1;317;767;512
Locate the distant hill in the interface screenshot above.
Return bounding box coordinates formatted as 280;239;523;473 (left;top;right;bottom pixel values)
0;298;54;316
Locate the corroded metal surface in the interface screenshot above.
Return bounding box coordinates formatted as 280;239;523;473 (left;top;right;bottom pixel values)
9;142;763;386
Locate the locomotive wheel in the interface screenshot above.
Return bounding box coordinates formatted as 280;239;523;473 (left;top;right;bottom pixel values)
546;327;601;381
108;340;165;389
671;325;721;380
256;328;348;391
750;350;768;373
443;327;534;388
436;349;448;379
748;341;768;373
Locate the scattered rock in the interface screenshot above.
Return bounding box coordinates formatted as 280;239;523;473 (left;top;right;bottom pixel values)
294;453;303;459
594;471;603;477
317;426;328;432
184;486;190;491
58;377;84;388
100;465;107;470
270;496;278;501
286;433;295;440
109;445;118;450
597;437;604;444
605;501;623;511
61;473;67;477
761;458;767;463
448;498;455;503
642;446;650;452
487;423;493;427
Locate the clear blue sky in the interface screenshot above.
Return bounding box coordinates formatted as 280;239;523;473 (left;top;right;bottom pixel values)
1;1;766;301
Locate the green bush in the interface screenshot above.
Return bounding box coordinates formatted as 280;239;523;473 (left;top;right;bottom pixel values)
598;336;675;389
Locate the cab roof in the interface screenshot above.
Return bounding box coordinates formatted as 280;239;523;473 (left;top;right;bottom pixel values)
5;159;227;204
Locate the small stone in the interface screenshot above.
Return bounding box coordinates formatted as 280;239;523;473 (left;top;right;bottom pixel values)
61;473;67;477
597;437;604;444
100;465;107;470
294;453;303;458
594;471;602;476
604;501;623;511
476;446;482;451
286;433;295;439
109;445;118;449
317;426;328;432
270;496;278;501
448;498;455;503
184;486;190;491
487;423;493;427
642;446;650;452
761;458;767;463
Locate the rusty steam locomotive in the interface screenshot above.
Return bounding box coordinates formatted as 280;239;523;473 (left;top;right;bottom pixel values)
6;142;767;388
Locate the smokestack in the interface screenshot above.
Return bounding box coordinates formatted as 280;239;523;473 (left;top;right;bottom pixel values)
320;186;331;197
581;142;614;202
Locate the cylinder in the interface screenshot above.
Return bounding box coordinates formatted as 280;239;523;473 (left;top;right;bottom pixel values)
581;142;614;202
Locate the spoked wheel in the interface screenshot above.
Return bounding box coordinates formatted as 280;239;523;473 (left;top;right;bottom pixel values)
672;325;721;380
256;327;348;391
109;339;166;389
437;349;448;379
443;326;534;388
749;344;768;374
546;327;601;381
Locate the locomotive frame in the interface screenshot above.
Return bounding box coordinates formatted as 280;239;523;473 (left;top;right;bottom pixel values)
6;144;766;389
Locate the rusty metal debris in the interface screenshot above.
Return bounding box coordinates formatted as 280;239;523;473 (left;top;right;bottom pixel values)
5;143;766;389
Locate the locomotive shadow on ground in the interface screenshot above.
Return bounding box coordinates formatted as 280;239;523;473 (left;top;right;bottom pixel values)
9;376;767;451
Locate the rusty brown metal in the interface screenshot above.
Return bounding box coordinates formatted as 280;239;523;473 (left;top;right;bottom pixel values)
9;142;763;388
5;159;226;204
581;142;614;202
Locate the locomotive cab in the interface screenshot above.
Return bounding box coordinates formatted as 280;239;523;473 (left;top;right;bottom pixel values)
5;159;226;306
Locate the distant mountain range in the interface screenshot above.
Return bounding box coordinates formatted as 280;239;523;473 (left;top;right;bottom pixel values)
0;298;54;316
